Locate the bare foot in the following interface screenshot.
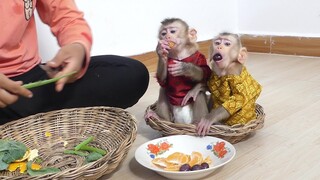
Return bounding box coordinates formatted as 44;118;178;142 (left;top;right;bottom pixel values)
144;110;160;122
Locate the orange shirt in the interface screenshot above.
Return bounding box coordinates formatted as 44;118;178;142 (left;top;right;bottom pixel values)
0;0;92;78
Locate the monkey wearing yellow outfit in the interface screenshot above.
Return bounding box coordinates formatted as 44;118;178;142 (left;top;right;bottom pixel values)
196;32;262;136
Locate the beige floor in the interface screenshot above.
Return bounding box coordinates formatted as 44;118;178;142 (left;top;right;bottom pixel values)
101;53;320;180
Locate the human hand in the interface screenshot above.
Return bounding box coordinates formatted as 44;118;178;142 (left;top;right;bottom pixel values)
44;43;85;92
0;74;33;108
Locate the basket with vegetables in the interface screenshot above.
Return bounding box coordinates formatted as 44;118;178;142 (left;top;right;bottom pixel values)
0;106;137;180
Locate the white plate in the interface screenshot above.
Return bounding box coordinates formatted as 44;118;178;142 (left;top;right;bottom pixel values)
135;135;236;180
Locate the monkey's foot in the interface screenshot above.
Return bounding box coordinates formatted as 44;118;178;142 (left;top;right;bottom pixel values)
144;111;160;122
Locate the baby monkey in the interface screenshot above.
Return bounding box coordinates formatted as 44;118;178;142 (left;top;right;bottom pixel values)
196;32;262;136
146;18;211;124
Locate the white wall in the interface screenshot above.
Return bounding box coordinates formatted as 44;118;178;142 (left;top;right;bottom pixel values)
237;0;320;37
36;0;237;61
36;0;320;61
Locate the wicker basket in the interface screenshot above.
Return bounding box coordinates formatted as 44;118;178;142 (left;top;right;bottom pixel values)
145;102;265;144
0;106;137;180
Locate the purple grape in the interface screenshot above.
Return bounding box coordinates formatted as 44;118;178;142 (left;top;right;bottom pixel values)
200;162;209;169
191;164;202;171
179;164;191;171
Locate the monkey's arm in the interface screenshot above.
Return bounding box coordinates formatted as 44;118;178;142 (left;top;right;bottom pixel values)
156;42;169;82
156;56;168;82
181;83;207;106
168;61;205;81
185;52;212;81
182;63;205;81
168;52;211;82
207;106;230;123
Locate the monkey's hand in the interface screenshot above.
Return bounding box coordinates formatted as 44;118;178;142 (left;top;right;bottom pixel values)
168;61;203;81
157;40;171;60
196;106;230;136
181;83;207;106
156;41;169;81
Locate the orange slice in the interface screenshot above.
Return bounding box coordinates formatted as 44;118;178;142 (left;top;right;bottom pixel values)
152;157;169;168
168;41;175;48
165;152;189;165
203;155;212;164
188;151;203;167
164;164;181;171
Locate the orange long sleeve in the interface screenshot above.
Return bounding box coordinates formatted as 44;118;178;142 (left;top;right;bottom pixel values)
0;0;92;78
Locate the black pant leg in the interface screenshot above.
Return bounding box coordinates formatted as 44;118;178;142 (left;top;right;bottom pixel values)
57;55;150;108
0;55;149;124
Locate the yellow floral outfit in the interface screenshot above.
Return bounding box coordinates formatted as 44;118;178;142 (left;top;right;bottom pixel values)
208;67;262;126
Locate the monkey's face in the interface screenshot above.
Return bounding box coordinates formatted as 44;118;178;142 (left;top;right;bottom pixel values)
210;35;239;69
159;22;186;47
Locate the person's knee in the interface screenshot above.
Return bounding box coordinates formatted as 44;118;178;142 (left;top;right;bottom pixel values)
133;60;149;93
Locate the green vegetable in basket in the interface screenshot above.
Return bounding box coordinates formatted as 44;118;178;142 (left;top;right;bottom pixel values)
63;136;107;163
64;150;88;157
26;161;60;176
79;145;107;156
74;136;94;151
85;152;103;163
74;136;107;155
0;139;27;170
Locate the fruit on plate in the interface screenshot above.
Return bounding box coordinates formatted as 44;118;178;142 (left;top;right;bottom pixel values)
151;151;212;171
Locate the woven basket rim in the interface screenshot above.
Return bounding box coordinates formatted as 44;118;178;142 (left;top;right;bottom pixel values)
145;102;265;144
0;106;137;180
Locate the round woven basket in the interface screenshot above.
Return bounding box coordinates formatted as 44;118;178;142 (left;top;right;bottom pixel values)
145;102;265;144
0;106;137;180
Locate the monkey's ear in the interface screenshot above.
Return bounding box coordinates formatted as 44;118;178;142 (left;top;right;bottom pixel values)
238;47;248;64
189;28;197;42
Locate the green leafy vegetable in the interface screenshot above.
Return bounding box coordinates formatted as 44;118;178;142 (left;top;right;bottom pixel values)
22;71;77;89
27;161;60;176
85;152;103;163
0;139;27;170
34;157;43;164
0;154;8;171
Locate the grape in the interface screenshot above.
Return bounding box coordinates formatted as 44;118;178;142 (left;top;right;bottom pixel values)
200;162;209;169
191;164;202;171
179;164;191;171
